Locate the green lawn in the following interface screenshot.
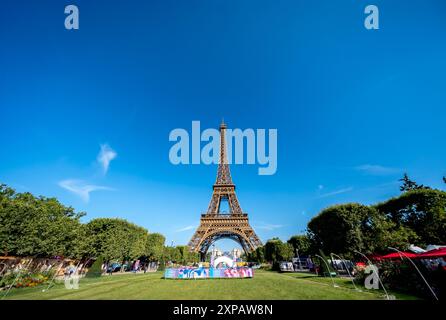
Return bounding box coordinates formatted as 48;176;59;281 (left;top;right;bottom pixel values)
2;270;418;300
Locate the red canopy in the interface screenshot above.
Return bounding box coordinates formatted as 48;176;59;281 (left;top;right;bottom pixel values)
417;247;446;259
379;252;418;259
377;248;446;260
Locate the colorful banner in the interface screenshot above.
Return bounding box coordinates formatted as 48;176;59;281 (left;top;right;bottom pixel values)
164;267;253;279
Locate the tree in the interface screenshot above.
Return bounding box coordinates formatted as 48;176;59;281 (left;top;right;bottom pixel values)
247;246;265;263
308;204;366;258
0;184;85;258
176;245;190;265
145;233;165;262
287;235;311;255
307;203;415;258
84;218;149;262
264;238;280;262
374;189;446;245
161;245;199;265
128;229;148;261
278;243;294;261
399;173;430;192
361;208;417;253
164;246;180;263
264;238;294;269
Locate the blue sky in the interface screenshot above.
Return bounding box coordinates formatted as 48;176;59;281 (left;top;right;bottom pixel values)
1;1;446;251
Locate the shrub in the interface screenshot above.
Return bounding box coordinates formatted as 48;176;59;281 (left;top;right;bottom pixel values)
85;257;104;278
357;260;445;300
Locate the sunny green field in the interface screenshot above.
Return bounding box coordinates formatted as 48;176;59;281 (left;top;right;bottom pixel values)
2;270;418;300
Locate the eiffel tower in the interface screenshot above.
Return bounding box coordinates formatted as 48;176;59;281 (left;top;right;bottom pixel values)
188;120;262;259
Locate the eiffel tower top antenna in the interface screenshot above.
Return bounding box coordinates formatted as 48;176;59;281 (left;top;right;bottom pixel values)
216;119;232;186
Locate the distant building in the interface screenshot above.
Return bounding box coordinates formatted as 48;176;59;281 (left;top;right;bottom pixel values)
232;248;242;259
211;247;223;257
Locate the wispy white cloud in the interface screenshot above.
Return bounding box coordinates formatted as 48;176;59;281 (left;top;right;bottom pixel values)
355;164;401;176
317;187;353;198
254;222;284;231
97;144;117;174
175;225;196;233
58;179;113;202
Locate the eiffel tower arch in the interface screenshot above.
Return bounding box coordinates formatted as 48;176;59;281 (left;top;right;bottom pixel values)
188;121;262;259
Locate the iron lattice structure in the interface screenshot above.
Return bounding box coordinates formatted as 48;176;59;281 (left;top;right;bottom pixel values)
188;121;262;256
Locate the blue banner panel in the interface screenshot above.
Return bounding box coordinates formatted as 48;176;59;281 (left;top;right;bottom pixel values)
164;267;253;279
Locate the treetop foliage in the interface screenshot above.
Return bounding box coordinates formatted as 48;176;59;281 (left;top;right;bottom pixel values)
399;173;430;192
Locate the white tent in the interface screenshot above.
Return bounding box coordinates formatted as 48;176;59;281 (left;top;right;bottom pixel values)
425;244;446;251
408;244;426;253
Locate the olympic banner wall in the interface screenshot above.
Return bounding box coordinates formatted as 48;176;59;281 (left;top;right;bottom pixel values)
164;267;253;279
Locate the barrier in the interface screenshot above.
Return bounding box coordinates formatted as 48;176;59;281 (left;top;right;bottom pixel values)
164;267;253;279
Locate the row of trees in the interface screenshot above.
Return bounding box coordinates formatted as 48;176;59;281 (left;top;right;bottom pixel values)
0;183;195;264
82;218;165;262
0;185;85;258
2;172;444;265
246;237;297;265
164;245;200;265
248;174;446;263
